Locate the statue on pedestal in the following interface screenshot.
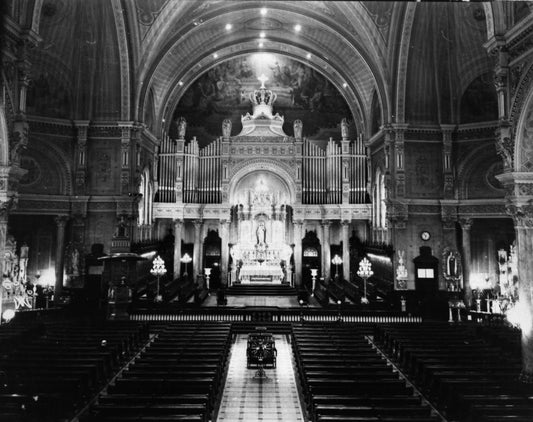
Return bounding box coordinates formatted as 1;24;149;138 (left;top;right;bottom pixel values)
222;119;232;138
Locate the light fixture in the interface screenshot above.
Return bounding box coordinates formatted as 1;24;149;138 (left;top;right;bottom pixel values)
357;257;374;304
178;81;184;86
294;24;302;32
150;255;167;302
225;23;232;30
2;309;15;322
181;253;193;278
213;53;218;59
332;254;343;278
260;7;267;16
306;53;312;59
258;42;264;48
260;32;265;38
343;82;347;88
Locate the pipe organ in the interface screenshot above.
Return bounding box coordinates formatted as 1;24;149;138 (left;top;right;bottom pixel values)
157;135;366;205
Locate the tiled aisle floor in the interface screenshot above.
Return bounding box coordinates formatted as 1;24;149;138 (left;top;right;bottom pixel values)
217;334;305;422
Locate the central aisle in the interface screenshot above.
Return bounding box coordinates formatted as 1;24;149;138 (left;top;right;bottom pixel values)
216;334;305;422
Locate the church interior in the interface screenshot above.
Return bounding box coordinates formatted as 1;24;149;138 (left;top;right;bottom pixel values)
2;1;533;421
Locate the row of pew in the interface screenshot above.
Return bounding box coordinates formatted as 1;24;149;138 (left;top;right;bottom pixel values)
374;323;533;421
292;324;439;422
0;319;149;422
86;322;232;422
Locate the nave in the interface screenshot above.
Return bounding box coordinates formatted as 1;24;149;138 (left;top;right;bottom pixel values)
1;311;532;422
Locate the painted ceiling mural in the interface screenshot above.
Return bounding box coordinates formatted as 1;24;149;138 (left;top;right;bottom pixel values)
171;53;352;145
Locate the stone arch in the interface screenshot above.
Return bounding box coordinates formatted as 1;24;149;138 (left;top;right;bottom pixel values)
457;144;504;199
228;160;296;204
513;82;533;172
20;139;73;196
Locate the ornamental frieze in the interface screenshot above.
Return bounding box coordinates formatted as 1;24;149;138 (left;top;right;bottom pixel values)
88;126;123;138
28;120;75;137
458;204;506;214
17;199;70;211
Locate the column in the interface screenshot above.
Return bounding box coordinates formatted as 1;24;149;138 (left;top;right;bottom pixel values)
460;218;473;306
220;219;229;287
342;221;350;282
321;221;331;281
293;220;303;288
514;209;533;383
193;220;203;279
0;208;8;276
173;219;182;279
54;216;68;303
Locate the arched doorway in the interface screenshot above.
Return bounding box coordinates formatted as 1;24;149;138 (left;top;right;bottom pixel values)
204;230;221;289
302;231;321;292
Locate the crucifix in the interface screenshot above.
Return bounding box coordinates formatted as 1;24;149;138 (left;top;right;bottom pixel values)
258;74;268;89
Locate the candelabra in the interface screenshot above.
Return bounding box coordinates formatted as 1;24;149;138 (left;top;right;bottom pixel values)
150;255;167;302
357;257;373;304
181;253;192;279
331;255;342;279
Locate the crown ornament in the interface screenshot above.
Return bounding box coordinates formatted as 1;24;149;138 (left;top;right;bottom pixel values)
249;74;277;107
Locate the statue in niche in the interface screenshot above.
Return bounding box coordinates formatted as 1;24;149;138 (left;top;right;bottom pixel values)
256;221;266;246
293;120;303;139
341;118;349;139
177;117;187;139
222;119;232;138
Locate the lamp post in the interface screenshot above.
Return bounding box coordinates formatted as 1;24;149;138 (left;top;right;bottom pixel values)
181;253;192;279
204;267;212;290
150;255;167;302
332;254;342;279
357;257;373;304
310;268;318;296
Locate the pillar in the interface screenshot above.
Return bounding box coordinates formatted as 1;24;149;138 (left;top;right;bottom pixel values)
0;208;8;276
293;220;303;288
460;218;473;306
193;220;203;279
220;219;229;287
54;215;68;303
321;221;331;281
342;221;350;282
508;203;533;383
173;219;182;279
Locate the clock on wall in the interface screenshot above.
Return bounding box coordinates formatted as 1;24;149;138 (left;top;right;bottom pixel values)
420;231;431;241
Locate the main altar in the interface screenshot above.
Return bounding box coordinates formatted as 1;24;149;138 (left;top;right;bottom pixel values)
230;179;293;285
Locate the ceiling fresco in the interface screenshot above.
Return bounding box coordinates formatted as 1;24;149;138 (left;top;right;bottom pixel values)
171;53;352;144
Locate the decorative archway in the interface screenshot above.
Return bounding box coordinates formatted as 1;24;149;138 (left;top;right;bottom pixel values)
228;160;296;205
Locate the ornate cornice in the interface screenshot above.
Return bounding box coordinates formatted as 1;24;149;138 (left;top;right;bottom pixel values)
28;117;75;137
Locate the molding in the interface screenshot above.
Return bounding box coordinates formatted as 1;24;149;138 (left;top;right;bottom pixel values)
394;2;416;123
112;0;131;121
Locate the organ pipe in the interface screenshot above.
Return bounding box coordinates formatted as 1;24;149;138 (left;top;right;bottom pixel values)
159;132;364;205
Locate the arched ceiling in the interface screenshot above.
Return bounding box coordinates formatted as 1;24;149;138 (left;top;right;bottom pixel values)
131;1;400;136
6;1;520;134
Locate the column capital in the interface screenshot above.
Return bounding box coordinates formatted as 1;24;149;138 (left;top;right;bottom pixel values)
321;220;332;227
54;215;69;227
173;218;183;227
341;220;351;227
193;219;203;228
506;204;533;228
459;218;473;231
